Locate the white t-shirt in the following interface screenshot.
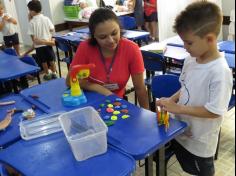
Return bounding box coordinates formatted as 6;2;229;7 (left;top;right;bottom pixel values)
28;14;54;48
0;13;17;36
175;53;233;157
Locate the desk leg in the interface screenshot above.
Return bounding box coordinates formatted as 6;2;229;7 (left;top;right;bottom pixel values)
11;80;19;93
155;147;165;176
55;45;62;78
145;155;153;176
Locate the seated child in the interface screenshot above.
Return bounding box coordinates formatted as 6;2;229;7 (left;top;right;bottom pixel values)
78;1;97;20
114;0;134;12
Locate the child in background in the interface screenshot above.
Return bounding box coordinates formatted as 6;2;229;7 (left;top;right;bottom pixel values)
144;0;157;41
156;2;233;176
27;0;57;81
78;0;97;20
134;0;144;30
0;3;20;55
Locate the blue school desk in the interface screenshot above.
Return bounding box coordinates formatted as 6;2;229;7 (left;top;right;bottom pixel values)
54;32;88;45
19;78;106;113
162;35;184;48
15;78;187;176
92;94;187;176
0;132;135;176
140;42;190;61
0;51;40;82
218;40;235;54
21;79;187;176
141;42;235;69
0;94;44;149
225;53;235;69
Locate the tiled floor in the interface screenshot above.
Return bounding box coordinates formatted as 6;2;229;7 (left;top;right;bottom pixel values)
23;43;235;176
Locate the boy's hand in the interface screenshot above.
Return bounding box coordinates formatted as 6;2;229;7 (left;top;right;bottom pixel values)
156;97;169;107
156;98;181;114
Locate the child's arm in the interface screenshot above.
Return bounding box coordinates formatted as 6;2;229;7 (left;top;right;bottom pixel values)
0;15;8;30
0;19;5;30
156;90;180;107
159;99;219;119
21;46;35;57
33;38;55;46
6;16;17;25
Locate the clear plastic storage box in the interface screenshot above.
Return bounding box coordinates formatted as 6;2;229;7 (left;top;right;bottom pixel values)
58;107;108;161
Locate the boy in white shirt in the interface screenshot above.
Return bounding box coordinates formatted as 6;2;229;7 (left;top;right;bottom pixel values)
27;0;57;80
0;3;20;55
156;2;233;176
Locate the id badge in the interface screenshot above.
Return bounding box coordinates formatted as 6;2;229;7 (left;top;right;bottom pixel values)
103;83;119;91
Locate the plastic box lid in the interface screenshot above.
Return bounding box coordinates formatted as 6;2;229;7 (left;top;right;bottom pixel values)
20;112;65;140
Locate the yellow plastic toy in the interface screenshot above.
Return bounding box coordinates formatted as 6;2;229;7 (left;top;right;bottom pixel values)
62;64;95;106
157;107;170;132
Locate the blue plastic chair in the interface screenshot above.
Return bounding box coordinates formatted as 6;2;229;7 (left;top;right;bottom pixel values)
151;74;181;176
3;48;17;56
142;50;167;107
55;38;73;77
151;74;181;99
20;55;41;84
119;16;137;30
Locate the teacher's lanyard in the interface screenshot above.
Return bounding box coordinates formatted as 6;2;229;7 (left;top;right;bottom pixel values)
98;47;118;83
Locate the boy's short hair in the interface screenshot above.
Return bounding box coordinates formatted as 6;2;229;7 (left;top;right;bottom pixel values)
173;1;222;37
27;0;42;13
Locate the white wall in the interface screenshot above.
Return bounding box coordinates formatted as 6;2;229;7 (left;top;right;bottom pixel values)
158;0;195;41
222;0;235;40
47;0;65;25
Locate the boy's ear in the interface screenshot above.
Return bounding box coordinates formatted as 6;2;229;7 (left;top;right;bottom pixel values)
205;33;216;44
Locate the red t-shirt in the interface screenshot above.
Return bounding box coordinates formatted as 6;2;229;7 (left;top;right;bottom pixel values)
70;38;145;97
144;0;157;16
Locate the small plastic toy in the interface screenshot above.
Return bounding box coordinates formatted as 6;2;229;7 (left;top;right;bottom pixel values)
157;107;170;131
22;109;35;120
62;64;95;107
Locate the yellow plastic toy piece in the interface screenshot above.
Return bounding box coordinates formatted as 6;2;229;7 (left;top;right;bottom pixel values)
70;64;95;97
157;107;170;131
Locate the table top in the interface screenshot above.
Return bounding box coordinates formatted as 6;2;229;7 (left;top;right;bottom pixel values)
140;42;190;61
161;35;184;47
0;132;135;176
0;94;44;149
17;79;187;161
54;32;89;45
0;51;40;82
20;78;106;113
92;95;187;160
218;40;235;54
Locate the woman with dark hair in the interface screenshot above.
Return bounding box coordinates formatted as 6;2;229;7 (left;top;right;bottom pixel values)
66;8;149;109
